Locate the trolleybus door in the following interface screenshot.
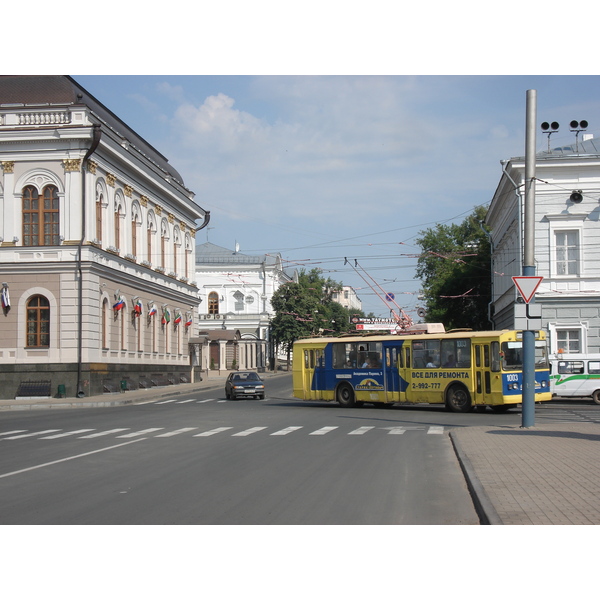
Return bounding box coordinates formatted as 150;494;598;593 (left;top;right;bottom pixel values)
303;348;325;400
385;346;400;401
473;343;492;405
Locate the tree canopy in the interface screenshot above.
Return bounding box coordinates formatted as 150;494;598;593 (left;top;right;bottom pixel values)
415;206;491;331
270;269;364;357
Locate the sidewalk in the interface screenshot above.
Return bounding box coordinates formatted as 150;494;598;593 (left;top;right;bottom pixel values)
451;423;600;525
0;370;286;411
2;378;598;525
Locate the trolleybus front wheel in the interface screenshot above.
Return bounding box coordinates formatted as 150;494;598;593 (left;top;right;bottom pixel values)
336;383;356;408
445;384;472;413
593;390;600;405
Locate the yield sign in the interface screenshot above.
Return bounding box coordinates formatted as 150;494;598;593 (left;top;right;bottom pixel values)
512;276;543;303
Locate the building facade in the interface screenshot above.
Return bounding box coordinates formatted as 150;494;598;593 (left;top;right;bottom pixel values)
0;76;209;399
193;242;296;370
486;136;600;355
331;285;362;312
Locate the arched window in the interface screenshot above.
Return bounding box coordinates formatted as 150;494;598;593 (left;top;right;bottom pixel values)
102;298;109;348
95;183;104;243
26;295;50;347
22;185;59;246
208;292;219;315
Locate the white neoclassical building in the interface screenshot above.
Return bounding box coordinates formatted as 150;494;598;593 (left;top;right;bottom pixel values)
193;242;296;371
0;76;209;399
486;136;600;354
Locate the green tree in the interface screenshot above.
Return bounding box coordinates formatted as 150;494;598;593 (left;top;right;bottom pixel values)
415;206;491;331
270;269;363;366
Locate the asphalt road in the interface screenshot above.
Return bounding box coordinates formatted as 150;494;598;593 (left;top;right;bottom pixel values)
1;375;596;525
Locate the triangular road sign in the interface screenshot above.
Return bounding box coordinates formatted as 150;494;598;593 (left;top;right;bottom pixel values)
512;276;543;303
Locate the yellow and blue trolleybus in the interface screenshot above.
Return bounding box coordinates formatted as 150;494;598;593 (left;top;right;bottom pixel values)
292;327;551;412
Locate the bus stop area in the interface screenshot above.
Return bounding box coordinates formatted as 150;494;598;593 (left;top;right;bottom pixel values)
1;381;599;525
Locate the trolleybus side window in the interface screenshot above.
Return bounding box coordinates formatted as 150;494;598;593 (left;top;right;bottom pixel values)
412;340;440;368
332;342;382;369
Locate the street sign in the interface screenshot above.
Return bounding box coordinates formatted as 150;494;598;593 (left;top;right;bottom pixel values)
512;276;543;303
514;303;542;330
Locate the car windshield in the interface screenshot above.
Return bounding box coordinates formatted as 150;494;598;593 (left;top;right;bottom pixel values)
233;373;259;381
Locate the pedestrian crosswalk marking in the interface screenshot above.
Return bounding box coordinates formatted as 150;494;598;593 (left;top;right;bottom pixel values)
232;427;268;437
116;428;164;438
388;427;407;435
155;427;198;437
349;426;375;435
79;428;130;438
1;425;452;441
40;429;96;439
2;429;61;440
194;427;233;437
309;426;338;436
155;399;179;405
271;426;303;436
427;426;444;435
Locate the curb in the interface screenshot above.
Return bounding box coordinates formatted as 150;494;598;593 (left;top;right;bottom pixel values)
449;430;503;525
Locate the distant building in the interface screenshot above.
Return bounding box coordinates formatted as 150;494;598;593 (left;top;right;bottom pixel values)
332;285;362;312
486;136;600;354
0;76;209;399
193;242;296;370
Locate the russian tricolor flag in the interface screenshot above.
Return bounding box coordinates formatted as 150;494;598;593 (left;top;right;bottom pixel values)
148;305;157;317
113;297;125;311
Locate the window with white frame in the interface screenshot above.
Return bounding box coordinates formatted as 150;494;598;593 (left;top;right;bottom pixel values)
555;230;579;276
556;328;581;354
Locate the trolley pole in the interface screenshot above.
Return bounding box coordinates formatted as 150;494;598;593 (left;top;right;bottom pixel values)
522;90;537;428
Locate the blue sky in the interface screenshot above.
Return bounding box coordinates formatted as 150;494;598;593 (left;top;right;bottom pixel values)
71;74;600;318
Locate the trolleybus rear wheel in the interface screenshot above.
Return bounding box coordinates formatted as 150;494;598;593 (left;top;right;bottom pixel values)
445;384;472;413
336;383;356;408
593;390;600;405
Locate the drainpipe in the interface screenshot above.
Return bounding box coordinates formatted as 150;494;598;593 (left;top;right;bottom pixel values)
76;124;101;397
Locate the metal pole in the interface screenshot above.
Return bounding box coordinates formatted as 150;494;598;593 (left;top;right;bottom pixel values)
522;90;537;428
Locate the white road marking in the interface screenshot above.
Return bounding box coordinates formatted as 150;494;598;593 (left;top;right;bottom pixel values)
271;426;303;436
232;427;268;437
79;429;130;438
2;430;61;440
197;399;214;403
116;428;164;438
176;399;197;404
154;399;179;405
155;427;198;437
309;426;338;436
388;427;406;435
427;426;444;435
194;427;233;437
348;426;375;435
0;438;147;480
0;430;27;437
40;429;96;439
